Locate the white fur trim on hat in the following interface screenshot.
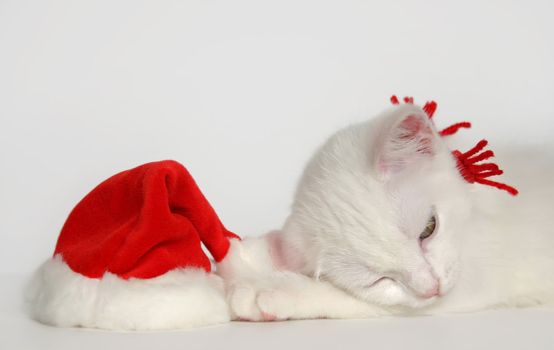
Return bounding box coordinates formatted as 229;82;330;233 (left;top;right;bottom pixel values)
25;255;230;330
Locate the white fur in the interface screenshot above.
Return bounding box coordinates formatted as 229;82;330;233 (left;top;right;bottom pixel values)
26;255;230;330
427;156;554;313
218;237;386;321
219;104;554;321
28;103;554;327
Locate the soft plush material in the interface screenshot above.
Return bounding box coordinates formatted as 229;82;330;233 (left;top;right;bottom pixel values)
27;160;239;330
26;256;230;330
54;160;239;279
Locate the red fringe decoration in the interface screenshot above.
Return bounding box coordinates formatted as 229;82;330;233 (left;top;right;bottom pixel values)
390;95;470;136
391;95;415;104
439;122;472;136
389;95;518;196
452;140;519;196
423;101;437;118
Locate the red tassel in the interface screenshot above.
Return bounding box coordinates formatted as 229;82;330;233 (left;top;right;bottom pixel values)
389;95;471;135
452;140;519;196
423;101;437;118
388;95;517;196
390;95;438;119
439;122;472;136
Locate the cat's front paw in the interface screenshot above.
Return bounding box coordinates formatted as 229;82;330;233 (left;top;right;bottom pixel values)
227;282;293;322
256;289;295;321
227;283;263;321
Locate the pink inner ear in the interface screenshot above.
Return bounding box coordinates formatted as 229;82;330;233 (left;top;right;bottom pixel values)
398;115;434;155
378;114;435;175
400;115;426;136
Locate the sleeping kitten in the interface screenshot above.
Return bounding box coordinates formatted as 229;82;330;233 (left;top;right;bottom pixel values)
217;102;554;321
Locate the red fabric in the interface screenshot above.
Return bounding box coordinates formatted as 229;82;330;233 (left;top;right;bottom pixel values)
54;160;240;279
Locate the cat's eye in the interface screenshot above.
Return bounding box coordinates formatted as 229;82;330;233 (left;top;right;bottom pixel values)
419;215;436;240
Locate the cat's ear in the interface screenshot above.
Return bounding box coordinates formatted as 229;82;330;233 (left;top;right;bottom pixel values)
374;111;438;177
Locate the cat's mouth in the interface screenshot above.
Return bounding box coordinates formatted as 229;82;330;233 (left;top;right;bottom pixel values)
364;276;440;301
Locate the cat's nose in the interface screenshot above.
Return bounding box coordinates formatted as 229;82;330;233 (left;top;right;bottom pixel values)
419;282;440;299
403;262;441;299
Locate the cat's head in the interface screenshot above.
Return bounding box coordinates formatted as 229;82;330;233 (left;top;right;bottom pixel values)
281;104;472;308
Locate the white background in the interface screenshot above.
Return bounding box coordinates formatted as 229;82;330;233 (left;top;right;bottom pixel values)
1;1;553;349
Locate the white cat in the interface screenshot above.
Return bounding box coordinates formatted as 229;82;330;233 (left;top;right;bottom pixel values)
26;99;554;330
217;101;554;321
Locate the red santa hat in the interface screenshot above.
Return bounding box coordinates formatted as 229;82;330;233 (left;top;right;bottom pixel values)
27;160;240;330
55;159;240;279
